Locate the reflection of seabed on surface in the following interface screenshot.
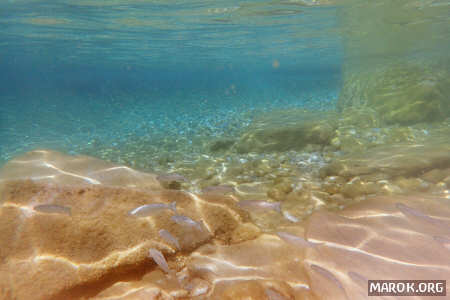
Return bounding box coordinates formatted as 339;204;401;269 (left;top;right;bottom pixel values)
0;149;449;299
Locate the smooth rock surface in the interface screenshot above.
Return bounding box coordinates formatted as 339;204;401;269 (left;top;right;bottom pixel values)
0;150;449;299
321;138;450;179
0;151;249;300
0;149;162;190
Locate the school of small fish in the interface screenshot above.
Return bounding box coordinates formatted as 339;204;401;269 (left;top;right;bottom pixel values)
32;197;304;274
126;197;303;273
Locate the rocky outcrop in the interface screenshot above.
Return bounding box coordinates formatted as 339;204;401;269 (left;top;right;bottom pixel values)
234;111;337;153
321;137;450;179
92;195;450;299
338;64;450;125
0;150;250;300
0;150;449;299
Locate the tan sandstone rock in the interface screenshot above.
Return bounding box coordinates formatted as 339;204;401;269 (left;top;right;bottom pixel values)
0;150;449;299
0;151;250;300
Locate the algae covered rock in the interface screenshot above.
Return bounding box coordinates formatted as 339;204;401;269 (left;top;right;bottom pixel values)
234;110;338;153
157;173;187;190
209;138;236;153
267;177;294;201
422;168;449;184
338;63;450;125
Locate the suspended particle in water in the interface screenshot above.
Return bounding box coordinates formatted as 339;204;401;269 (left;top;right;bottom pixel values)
272;59;280;69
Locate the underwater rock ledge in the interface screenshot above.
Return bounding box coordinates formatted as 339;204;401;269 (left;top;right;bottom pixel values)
0;150;449;299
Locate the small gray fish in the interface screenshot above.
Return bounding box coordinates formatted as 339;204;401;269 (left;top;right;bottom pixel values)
276;231;319;248
396;203;428;218
310;264;346;292
395;203;446;227
34;204;71;216
128;202;176;217
238;200;281;213
282;210;300;223
265;288;288;300
171;215;203;231
149;248;170;273
159;229;180;250
433;235;450;250
347;271;368;285
347;271;370;297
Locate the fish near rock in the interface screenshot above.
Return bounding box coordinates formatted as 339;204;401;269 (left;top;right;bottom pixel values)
149;248;170;273
159;229;181;250
171;215;204;232
128;202;177;217
34;204;72;216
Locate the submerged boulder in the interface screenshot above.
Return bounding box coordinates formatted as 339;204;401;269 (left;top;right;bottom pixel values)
320;137;450;179
234;110;338;153
0;150;250;300
338;63;450;125
209;138;236;153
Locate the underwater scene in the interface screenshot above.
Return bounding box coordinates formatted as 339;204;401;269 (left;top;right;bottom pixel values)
0;0;449;299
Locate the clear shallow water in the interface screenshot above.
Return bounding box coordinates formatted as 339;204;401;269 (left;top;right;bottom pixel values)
0;0;449;172
0;0;450;180
1;1;450;299
0;64;340;165
0;0;343;165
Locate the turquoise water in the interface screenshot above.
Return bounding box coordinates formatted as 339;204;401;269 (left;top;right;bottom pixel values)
1;0;449;168
0;2;449;299
0;1;342;166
